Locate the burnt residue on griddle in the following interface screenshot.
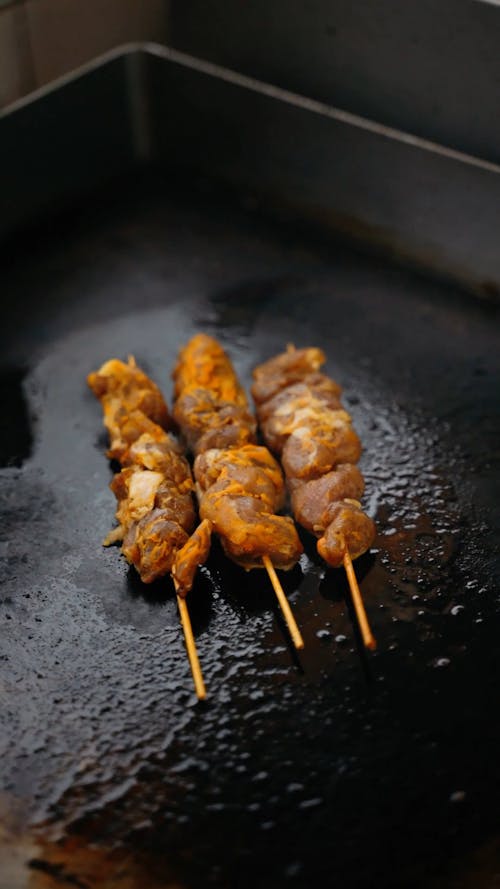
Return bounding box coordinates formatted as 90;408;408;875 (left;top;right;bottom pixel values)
0;366;34;467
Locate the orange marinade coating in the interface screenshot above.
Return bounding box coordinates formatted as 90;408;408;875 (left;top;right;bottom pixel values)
251;345;326;404
87;356;171;461
252;345;375;568
173;335;256;454
195;444;286;512
173;335;303;571
198;481;301;571
171;518;213;597
88;357;206;587
317;501;376;568
173;334;249;405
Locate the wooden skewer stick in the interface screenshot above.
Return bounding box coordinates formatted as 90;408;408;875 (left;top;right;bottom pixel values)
262;554;304;650
342;543;376;651
175;589;207;700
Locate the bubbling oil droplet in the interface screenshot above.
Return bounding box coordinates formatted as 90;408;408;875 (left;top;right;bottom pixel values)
316;629;331;641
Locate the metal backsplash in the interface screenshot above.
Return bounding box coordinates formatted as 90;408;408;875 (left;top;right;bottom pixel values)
170;0;500;166
1;45;499;299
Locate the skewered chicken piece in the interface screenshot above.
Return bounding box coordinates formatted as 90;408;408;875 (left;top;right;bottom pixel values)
173;334;257;455
173;335;303;572
195;443;300;570
173;335;304;647
88;355;215;698
88;357;210;589
252;346;376;569
88;355;172;461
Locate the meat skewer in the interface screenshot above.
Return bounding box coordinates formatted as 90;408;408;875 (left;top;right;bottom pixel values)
252;345;376;650
172;334;305;650
87;355;209;698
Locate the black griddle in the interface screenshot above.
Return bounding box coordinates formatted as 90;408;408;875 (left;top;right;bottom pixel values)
1;49;500;889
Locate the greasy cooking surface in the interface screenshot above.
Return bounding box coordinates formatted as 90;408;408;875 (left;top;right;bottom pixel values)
1;174;499;889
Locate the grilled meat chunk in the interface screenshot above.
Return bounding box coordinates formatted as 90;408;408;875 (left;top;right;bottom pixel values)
195;416;255;454
173;333;249;407
173;335;303;572
89;359;202;587
108;463;196;539
88;356;171;461
172;519;213;598
173;335;256;454
262;402;352;455
154;484;196;531
122;510;190;584
195;445;286;512
291;464;365;533
122;419;194;490
252;345;375;567
111;466;164;526
174;388;256;454
251;346;326;404
317;501;376;568
199;486;301;570
282;423;362;481
256;376;342;426
173;334;256;454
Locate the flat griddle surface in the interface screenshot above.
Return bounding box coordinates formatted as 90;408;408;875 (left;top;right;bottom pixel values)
1;174;499;889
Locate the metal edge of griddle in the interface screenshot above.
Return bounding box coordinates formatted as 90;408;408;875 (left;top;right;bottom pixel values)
1;42;500;301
